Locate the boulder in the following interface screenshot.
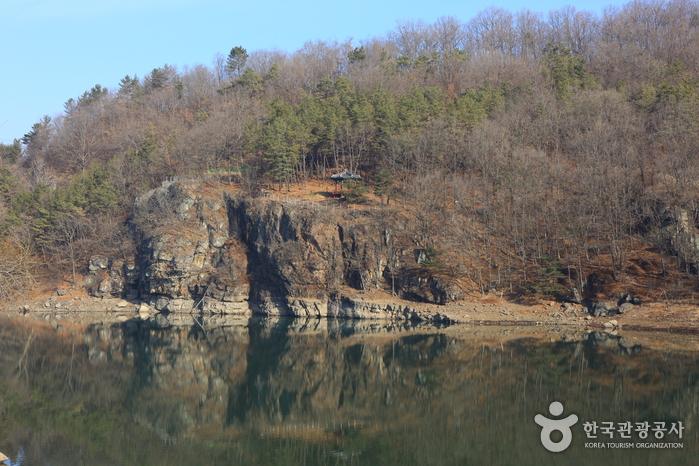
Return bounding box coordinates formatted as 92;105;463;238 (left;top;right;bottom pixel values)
618;294;641;306
589;302;609;317
618;302;635;314
603;320;618;328
589;301;620;317
138;303;154;319
88;256;109;271
563;287;582;304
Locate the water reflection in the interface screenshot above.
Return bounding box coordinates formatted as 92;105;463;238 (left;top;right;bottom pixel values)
0;315;697;465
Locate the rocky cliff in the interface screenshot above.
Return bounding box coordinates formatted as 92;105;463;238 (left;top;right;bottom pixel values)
87;180;462;320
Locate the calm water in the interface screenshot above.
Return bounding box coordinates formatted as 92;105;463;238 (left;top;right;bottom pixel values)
0;315;697;465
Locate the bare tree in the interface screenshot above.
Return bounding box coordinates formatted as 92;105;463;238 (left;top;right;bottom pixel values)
546;6;599;59
465;7;516;55
388;19;435;60
0;238;38;299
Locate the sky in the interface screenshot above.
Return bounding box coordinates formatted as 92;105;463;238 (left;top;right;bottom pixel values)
1;0;632;145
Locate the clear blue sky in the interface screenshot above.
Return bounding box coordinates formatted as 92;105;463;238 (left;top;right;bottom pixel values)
1;0;630;145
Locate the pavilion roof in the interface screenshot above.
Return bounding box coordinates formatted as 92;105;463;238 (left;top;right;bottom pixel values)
330;169;361;181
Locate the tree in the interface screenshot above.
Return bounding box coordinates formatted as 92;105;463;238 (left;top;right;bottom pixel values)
465;7;515;54
419;245;446;270
514;9;546;59
0;165;20;203
373;169;397;204
542;42;597;100
21;116;52;150
343;180;368;204
256;100;307;191
546;6;597;59
348;46;367;65
389;19;433;60
144;65;177;92
523;257;567;297
225;46;249;79
118;74;143;102
0;238;38;299
75;84;108;108
234;68;264;94
56;108;101;172
432;16;466;55
68;165;119;214
0;139;22;163
450;91;487;128
45;211;91;284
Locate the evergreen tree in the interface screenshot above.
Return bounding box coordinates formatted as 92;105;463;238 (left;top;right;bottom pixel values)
225;46;249;79
0;140;21;163
542;43;597;101
373;169;397;204
257;100;307;191
343;180;368;204
348;46;367;65
118;75;143;102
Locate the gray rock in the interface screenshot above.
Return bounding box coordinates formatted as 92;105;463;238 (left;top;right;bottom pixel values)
589;302;609;317
618;303;635;314
603;320;618;328
618;294;642;306
589;300;621;317
565;287;582;304
414;249;428;264
89;256;109;271
154;296;171;311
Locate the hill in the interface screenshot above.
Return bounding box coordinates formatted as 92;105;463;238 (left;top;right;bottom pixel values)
1;0;699;316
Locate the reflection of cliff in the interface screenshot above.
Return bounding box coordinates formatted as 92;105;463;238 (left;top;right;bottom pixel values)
2;316;699;464
123;319;250;439
86;318;698;445
224;322;455;426
118;318;459;436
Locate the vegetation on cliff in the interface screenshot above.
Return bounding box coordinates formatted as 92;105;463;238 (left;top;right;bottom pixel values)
2;0;699;304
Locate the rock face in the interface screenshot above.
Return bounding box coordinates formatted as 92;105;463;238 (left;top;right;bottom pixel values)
131;180;250;315
85;256;138;300
108;180;463;319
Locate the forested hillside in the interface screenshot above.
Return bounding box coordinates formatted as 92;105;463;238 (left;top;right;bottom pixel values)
2;0;699;302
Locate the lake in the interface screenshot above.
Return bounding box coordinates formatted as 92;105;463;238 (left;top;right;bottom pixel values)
0;315;696;465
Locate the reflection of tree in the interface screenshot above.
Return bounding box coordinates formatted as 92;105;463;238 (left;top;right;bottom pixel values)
1;317;698;464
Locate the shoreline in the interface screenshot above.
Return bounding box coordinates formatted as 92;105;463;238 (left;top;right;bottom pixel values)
3;292;699;354
4;291;698;333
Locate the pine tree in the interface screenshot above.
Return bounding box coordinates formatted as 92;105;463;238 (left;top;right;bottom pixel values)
225;46;249;79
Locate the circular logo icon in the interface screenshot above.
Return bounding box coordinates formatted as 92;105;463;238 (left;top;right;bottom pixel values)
534;401;578;452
